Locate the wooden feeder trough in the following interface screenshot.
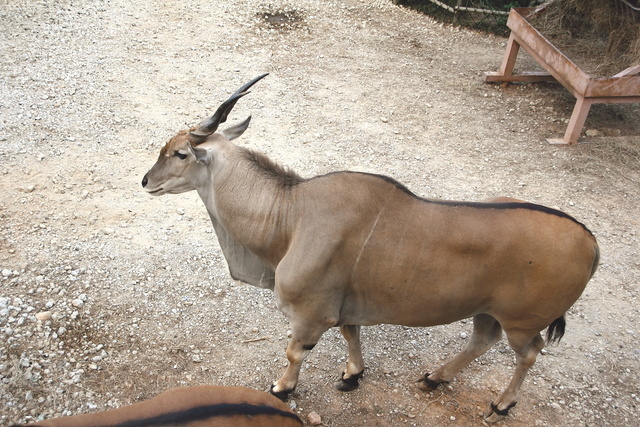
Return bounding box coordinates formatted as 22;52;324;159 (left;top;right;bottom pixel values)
485;7;640;144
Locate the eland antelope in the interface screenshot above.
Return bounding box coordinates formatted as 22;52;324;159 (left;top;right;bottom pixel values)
13;385;302;426
141;74;599;421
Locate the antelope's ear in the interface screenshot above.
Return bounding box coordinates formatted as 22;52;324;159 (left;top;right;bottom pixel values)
189;144;211;165
222;116;252;141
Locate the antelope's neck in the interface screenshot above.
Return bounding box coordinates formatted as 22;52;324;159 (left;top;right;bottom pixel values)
204;158;297;268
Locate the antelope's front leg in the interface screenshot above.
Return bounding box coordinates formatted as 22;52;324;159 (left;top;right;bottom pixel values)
270;321;329;400
336;324;365;391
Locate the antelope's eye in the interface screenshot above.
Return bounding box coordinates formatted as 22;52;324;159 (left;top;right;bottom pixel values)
174;151;188;160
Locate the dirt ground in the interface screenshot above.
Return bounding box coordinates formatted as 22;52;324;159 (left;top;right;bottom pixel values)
1;0;639;426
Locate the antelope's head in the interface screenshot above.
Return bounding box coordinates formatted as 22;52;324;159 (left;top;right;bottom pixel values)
141;74;268;195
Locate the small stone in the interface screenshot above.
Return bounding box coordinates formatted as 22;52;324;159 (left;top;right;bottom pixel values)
35;311;52;321
103;228;115;235
380;117;388;123
1;269;12;277
585;129;601;137
307;411;322;425
71;299;84;308
19;184;36;193
460;332;468;339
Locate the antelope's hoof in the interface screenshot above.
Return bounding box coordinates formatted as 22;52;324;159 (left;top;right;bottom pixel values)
483;402;516;423
269;383;293;401
416;373;448;391
335;370;364;392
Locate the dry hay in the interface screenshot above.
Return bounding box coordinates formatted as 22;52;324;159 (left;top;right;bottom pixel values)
529;0;640;76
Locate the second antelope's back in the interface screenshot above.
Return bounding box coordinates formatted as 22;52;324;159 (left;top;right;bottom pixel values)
15;385;302;427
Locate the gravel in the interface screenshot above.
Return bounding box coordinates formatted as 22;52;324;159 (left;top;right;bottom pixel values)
1;0;639;426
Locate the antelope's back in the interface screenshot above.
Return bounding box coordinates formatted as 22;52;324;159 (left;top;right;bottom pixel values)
295;172;598;327
17;385;302;427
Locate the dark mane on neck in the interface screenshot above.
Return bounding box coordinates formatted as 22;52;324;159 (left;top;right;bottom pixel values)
242;149;305;187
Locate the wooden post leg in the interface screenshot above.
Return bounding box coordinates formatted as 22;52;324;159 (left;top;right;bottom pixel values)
548;96;594;145
499;32;520;79
484;31;554;83
484;32;526;85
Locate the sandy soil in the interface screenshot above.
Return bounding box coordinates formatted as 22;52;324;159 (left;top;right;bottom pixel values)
1;0;639;426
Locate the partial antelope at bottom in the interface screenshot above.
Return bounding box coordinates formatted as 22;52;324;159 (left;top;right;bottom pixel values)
13;385;302;427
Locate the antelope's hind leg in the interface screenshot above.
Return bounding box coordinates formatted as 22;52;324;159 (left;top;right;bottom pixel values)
336;325;365;391
483;331;545;423
419;314;502;390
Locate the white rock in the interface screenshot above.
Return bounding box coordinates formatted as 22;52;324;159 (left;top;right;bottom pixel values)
18;184;36;193
35;311;52;321
307;411;322;425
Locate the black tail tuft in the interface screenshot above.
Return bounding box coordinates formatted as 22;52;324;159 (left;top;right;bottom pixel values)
546;316;566;344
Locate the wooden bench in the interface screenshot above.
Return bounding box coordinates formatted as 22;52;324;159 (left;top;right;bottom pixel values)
485;7;640;144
